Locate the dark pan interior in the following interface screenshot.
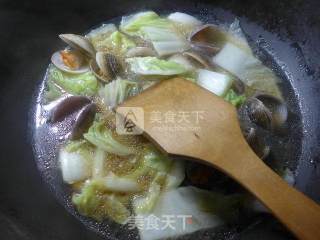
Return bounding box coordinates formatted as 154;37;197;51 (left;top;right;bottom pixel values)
0;0;319;240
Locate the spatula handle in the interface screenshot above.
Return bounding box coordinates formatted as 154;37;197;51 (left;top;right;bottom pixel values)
206;148;320;240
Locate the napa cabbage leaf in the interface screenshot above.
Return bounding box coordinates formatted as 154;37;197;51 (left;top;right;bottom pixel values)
224;89;246;107
72;179;130;223
98;78;139;108
120;11;189;56
84;120;134;156
136;186;243;240
47;66;98;96
126;57;188;76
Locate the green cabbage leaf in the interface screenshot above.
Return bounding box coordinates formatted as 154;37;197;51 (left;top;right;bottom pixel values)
72;180;130;223
126;57;188;76
98;78;139;108
120;11;169;35
120;11;189;56
47;66;98;97
224;89;246;107
84;120;134;156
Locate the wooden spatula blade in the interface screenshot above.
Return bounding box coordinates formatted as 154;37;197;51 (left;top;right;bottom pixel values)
117;77;320;240
118;77;243;159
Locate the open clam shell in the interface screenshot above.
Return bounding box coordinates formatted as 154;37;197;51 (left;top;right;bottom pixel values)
254;94;288;130
190;42;220;56
59;34;96;58
51;50;89;74
96;52;122;78
240;125;270;160
183;51;210;68
246;97;273;130
189;24;227;49
91;52;122;83
90;59;110;83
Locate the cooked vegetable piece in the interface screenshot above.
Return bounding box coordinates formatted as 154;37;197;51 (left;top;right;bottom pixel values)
92;148;105;178
102;172;141;192
95;31;136;54
142;145;173;172
59;140;93;184
72;179;130;223
60;149;91;184
227;18;251;51
133;182;161;214
126;57;188;76
117;145;171;184
84;120;134;156
197;69;233;97
136;186;242;240
48;66;98;96
98;78;139;108
164;160;185;190
86;23;117;50
168;54;195;70
168;12;202;28
120;11;169;35
212;43;282;98
141;27;189;56
45;77;64;101
109;31;135;52
224;89;246;107
120;11;189;56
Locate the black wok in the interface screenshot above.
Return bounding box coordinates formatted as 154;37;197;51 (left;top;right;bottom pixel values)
0;0;319;239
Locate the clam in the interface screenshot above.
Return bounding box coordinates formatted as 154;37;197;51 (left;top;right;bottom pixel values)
51;49;89;74
254;94;288;130
183;51;210;68
238;106;270;160
49;95;91;123
253;140;270;160
232;79;246;95
246;98;273;130
243;126;256;145
240;125;270;160
243;94;288;131
191;42;220;56
90;60;108;82
189;24;227;49
96;52;122;77
59;34;95;57
91;52;122;83
126;47;157;58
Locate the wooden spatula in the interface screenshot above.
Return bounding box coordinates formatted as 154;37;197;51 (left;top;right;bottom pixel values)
117;77;320;240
